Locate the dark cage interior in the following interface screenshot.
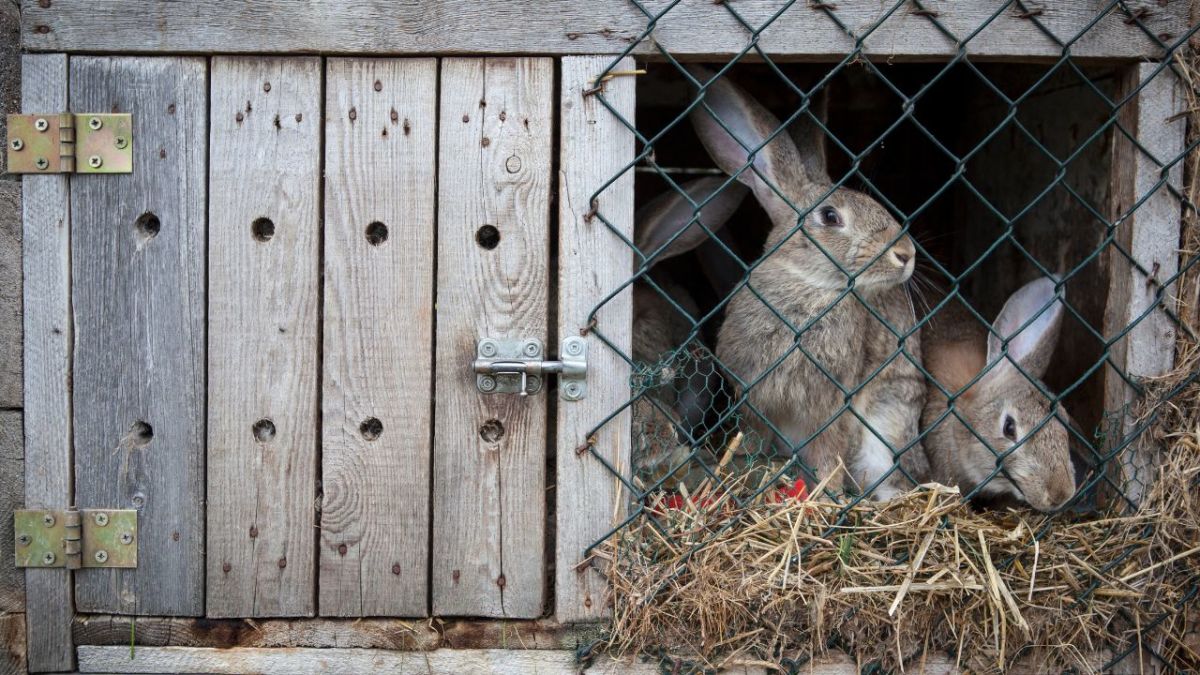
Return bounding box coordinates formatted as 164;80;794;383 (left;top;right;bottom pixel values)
630;61;1124;509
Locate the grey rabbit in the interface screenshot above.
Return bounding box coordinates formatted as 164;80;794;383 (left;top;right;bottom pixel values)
921;277;1076;512
688;67;927;498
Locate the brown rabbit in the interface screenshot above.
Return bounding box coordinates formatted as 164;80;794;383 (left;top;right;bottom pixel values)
921;277;1076;512
689;67;926;497
631;178;748;476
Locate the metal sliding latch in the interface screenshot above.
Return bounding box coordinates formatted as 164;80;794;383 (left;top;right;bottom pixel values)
6;113;133;174
14;508;138;569
475;337;588;401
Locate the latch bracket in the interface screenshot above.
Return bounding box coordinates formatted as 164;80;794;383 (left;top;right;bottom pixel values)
474;337;588;401
14;508;138;569
7;113;133;174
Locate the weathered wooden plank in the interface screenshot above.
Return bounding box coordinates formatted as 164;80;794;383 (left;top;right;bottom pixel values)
319;57;437;617
208;57;321;618
74;615;607;651
1102;63;1185;506
0;613;26;675
20;0;1187;62
70;56;206;616
20;52;73;674
0;179;19;410
77;647;669;675
555;56;636;623
0;411;23;613
432;57;553;618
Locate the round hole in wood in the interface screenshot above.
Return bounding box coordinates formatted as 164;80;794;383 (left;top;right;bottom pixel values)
127;420;153;448
359;417;383;441
251;217;275;242
479;418;504;443
134;212;161;240
252;418;276;442
365;221;388;246
475;224;500;250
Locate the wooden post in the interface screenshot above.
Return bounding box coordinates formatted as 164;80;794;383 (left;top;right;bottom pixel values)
70;56;207;616
207;57;322;617
432;57;554;618
1103;62;1185;506
319;57;437;617
20;52;74;673
555;56;636;622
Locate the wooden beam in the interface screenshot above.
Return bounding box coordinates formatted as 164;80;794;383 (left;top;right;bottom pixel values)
77;647;670;675
20;0;1186;62
319;57;437;617
555;57;636;623
1102;62;1185;506
20;52;73;675
0;413;27;675
432;57;553;618
70;56;207;617
73;616;606;651
207;57;322;618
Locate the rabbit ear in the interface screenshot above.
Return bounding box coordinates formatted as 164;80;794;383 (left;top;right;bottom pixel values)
788;87;830;183
687;67;818;216
635;176;749;263
985;277;1064;380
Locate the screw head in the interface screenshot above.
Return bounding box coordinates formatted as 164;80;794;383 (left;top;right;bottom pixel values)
88;116;102;130
564;382;582;399
114;136;128;149
88;155;103;168
35;157;49;170
34;118;48;132
17;534;30;546
9;138;23;151
41;552;55;566
42;513;55;527
93;512;109;527
565;338;583;356
120;532;133;545
527;375;542;393
478;375;497;392
94;550;109;564
523;341;540;358
479;340;498;358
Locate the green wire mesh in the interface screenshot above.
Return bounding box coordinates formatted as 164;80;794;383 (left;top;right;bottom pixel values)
578;1;1200;672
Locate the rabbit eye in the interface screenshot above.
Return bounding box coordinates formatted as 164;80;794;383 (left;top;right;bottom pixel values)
1003;415;1017;441
817;206;842;227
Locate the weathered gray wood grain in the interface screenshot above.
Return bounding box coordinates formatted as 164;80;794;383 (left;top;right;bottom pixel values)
20;0;1187;62
76;646;668;675
0;411;24;612
0;180;19;409
207;57;321;618
74;615;607;651
433;57;553;618
555;56;636;623
1103;63;1185;506
319;57;437;617
70;56;207;617
0;613;26;675
20;52;74;674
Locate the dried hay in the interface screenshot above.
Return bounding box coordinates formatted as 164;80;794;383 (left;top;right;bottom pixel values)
597;51;1200;673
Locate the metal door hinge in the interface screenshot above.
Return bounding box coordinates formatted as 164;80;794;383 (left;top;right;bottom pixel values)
474;337;588;401
14;508;138;569
6;113;133;174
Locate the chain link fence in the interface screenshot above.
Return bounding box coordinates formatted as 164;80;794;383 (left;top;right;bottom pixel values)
577;1;1200;671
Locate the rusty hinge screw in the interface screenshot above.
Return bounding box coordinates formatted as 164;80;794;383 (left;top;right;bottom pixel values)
16;534;30;546
88;116;102;130
41;552;55;566
42;513;55;527
34;118;48;132
34;158;49;171
114;136;128;149
88;155;103;169
94;550;108;564
93;512;109;527
120;532;133;545
9;138;22;151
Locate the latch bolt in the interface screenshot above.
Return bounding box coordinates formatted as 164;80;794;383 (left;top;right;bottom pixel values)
474;337;588;400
